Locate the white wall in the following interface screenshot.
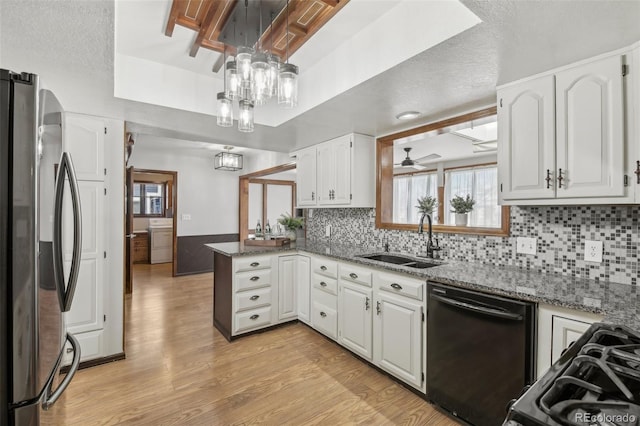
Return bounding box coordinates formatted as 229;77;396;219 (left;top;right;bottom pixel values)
130;138;237;236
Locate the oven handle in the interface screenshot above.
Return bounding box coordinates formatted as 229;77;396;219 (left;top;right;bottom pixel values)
431;294;523;321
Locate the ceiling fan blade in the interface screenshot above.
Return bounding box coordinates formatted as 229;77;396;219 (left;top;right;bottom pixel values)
414;153;442;163
412;164;427;170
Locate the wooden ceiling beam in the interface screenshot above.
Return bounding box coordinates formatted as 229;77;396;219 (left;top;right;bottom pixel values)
165;0;188;36
190;0;237;58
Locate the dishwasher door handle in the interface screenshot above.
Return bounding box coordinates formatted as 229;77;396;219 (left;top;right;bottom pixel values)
430;294;523;321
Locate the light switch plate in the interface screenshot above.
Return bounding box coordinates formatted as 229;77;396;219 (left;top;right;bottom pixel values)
584;240;603;263
181;214;191;221
516;237;537;255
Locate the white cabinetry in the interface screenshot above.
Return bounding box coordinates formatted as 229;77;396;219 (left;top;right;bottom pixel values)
61;113;123;366
310;256;338;340
338;263;373;360
278;255;298;321
295;147;317;206
498;52;633;205
232;254;275;335
293;133;375;208
374;272;425;391
296;255;311;324
536;304;603;379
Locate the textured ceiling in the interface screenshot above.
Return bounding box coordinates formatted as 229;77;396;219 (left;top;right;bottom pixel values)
2;0;640;155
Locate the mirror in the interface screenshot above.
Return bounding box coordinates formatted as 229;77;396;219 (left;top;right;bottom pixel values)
376;106;509;236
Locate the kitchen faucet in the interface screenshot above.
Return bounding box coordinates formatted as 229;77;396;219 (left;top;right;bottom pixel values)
418;213;442;259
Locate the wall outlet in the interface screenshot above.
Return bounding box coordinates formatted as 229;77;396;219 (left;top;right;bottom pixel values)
516;237;537;255
584;240;603;262
308;209;313;218
181;214;191;221
325;224;331;237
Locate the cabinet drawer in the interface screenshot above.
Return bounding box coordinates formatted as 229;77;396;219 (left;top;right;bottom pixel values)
234;306;272;333
236;269;271;292
312;274;337;295
312;257;337;278
339;263;372;287
235;287;272;312
235;256;272;272
377;272;424;301
312;301;337;340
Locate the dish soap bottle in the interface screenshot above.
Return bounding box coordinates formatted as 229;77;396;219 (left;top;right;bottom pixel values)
255;219;263;240
265;220;272;240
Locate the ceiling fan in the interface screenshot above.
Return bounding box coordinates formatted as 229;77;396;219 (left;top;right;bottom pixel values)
395;147;441;170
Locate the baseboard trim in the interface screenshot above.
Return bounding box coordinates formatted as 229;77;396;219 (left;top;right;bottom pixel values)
60;352;126;373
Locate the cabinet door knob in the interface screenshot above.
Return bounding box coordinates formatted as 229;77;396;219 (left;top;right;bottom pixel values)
320;265;327;271
390;283;403;290
250;262;260;267
311;191;315;200
376;301;381;315
365;297;370;311
250;276;260;281
349;273;358;279
635;160;640;184
320;281;327;287
249;295;260;301
250;314;260;320
320;311;327;318
545;169;553;189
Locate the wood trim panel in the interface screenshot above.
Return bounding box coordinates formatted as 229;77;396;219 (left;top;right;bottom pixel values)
239;177;249;242
242;177;296;240
190;0;237;57
240;161;296;179
375;106;510;237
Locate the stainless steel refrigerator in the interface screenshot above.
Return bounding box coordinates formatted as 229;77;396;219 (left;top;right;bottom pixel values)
1;69;82;425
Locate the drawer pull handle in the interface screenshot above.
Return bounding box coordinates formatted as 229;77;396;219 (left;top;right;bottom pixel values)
320;311;327;318
249;295;260;301
365;297;370;311
250;276;260;281
320;281;327;287
391;283;403;290
250;314;260;320
320;265;327;271
349;273;358;279
250;262;260;267
376;301;381;315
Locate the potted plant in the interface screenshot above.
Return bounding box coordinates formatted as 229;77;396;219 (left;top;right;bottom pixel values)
415;195;437;217
450;194;475;226
277;213;304;242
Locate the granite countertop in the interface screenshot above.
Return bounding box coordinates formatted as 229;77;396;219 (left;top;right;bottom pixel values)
205;240;640;330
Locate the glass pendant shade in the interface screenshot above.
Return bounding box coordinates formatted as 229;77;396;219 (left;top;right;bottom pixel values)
238;99;254;133
236;47;254;88
225;60;240;100
251;52;270;106
267;54;280;97
278;63;299;108
216;92;233;127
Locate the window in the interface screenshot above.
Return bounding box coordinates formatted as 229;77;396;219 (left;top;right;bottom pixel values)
444;165;501;228
393;172;438;224
133;183;166;216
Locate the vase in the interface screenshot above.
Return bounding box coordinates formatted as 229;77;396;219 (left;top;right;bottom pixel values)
287;229;297;242
455;213;469;227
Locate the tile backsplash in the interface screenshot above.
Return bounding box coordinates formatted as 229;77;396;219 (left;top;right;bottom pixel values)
306;206;639;285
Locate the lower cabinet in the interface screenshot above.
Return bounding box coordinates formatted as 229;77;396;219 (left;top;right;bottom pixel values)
374;288;424;390
536;304;603;379
296;255;311;324
278;255;298;321
338;282;373;360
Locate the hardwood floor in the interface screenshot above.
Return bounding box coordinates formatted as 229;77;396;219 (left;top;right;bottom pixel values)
42;263;460;425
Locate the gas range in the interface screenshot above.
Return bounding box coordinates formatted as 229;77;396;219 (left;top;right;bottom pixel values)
505;323;640;426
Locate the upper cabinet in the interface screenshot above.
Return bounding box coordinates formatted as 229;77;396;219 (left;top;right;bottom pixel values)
62;113;106;181
498;50;637;205
293;133;375;208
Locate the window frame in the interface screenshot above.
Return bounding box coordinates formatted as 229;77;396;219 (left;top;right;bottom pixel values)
133;181;167;218
375;106;510;237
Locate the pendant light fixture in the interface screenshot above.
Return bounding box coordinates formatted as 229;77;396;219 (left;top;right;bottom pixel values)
217;46;233;127
278;0;298;108
216;0;300;131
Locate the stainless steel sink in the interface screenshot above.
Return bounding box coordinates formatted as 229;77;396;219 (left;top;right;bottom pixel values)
359;254;441;269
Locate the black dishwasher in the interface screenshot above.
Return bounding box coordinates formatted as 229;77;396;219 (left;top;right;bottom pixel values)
427;281;536;426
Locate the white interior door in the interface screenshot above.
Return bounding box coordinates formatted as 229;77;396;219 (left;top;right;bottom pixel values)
63;113;105;181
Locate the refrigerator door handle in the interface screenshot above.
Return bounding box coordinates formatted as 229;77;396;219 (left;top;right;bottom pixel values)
52;152;82;312
42;333;81;410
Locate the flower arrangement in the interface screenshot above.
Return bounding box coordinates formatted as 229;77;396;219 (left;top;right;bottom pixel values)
450;194;475;214
277;213;304;230
415;195;437;215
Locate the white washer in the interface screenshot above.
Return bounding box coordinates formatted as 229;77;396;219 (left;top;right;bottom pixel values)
148;218;173;264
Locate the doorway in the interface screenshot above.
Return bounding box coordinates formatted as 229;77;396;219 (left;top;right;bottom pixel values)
125;167;178;293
